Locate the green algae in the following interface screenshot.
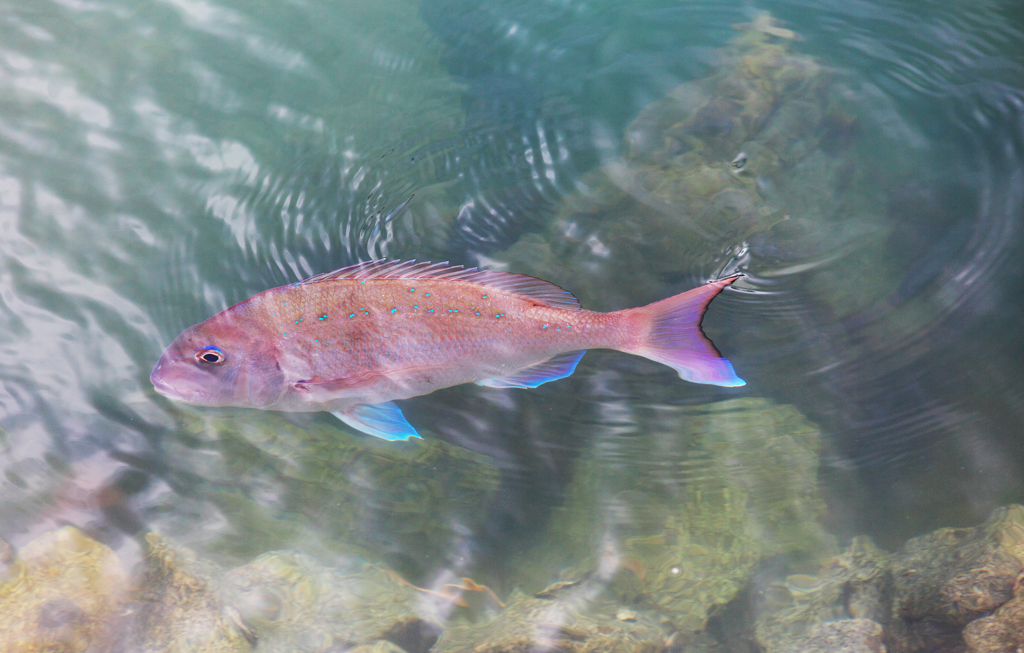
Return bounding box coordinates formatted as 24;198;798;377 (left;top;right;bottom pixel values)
177;411;500;576
755;536;891;653
0;524;450;653
126;532;253;653
512;398;831;633
434;588;669;653
223;550;443;653
486;12;911;328
755;505;1024;653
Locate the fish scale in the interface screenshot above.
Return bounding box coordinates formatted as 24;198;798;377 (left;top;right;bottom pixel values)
259;280;595;373
151;260;744;441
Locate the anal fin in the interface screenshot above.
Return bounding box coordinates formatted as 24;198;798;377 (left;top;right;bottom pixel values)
332;402;421;441
476;350;585;389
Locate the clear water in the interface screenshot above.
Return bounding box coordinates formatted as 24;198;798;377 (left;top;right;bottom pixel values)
0;0;1022;649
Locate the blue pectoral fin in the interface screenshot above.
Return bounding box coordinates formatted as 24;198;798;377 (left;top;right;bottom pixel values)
332;402;421;441
476;350;585;389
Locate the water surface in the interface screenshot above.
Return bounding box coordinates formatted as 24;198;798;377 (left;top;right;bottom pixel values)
1;0;1022;649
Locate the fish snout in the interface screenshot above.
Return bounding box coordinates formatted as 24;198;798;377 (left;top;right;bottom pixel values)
150;353;197;402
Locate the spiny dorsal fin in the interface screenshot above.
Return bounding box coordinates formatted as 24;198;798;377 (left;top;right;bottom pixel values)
301;260;581;311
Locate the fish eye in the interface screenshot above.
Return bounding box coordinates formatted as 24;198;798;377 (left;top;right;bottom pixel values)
195;348;226;365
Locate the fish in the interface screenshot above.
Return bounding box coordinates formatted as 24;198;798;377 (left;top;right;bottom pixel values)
150;260;744;441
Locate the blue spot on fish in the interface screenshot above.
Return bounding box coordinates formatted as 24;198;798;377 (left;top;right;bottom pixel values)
349;313;356;318
424;293;430;297
475;312;481;315
541;325;548;329
427;309;434;313
482;295;488;299
413;305;418;309
409;288;415;292
391;308;397;313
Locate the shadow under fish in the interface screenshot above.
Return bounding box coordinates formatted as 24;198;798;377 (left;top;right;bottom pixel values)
151;260;743;441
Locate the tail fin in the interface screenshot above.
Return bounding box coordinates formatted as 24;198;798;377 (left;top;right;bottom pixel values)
626;276;745;387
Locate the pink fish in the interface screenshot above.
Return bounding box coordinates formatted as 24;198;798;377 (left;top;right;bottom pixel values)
151;260;743;440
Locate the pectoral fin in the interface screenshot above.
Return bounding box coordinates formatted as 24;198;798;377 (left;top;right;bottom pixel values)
332;402;421;441
476;350;585;389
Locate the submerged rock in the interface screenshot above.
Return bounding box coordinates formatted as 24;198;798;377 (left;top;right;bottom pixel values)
511;398;830;635
962;583;1024;653
887;505;1024;653
488;12;871;313
224;550;442;653
786;619;886;653
124;532;252;653
756;536;891;652
433;587;669;653
0;526;448;653
614;12;833;244
175;411;499;573
754;505;1024;653
0;527;126;652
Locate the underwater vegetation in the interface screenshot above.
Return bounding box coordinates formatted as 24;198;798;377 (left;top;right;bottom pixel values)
486;11;892;315
6;505;1024;651
756;505;1024;653
0;529;444;652
178;410;500;573
507;397;831;635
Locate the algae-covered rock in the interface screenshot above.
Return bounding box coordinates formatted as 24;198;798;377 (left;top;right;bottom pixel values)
962;584;1024;653
754;505;1024;653
486;11;912;328
614;12;832;243
755;536;891;653
124;532;252;653
488;13;871;313
433;587;670;653
785;619;886;653
0;525;445;653
886;505;1024;653
512;398;830;634
0;527;126;652
224;550;442;653
180;412;499;573
621;399;830;631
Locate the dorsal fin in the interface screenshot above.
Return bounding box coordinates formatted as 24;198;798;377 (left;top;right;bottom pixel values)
301;260;581;311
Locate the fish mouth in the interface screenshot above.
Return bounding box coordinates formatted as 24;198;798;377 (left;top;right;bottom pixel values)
150;374;197;403
150;358;200;403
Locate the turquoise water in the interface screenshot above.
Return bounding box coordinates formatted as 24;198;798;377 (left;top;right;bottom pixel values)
1;0;1022;649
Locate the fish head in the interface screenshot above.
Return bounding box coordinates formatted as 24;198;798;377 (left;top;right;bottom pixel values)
151;312;285;409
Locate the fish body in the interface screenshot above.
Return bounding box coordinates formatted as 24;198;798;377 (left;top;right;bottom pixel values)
151;260;743;440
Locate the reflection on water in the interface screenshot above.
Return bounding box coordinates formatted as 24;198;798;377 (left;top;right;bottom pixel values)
1;0;1023;650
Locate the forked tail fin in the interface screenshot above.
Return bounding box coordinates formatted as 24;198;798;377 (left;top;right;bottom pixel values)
625;276;745;387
